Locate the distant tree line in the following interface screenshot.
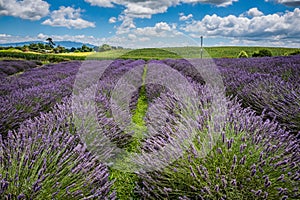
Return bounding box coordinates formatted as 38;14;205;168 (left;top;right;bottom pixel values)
237;49;300;58
94;44;124;52
0;41;123;54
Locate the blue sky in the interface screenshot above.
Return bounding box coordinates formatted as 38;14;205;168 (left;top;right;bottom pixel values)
0;0;299;48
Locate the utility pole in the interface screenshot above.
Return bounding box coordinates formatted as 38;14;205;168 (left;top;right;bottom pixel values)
200;36;203;59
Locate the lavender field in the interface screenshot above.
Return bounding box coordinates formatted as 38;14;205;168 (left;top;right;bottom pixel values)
0;55;299;199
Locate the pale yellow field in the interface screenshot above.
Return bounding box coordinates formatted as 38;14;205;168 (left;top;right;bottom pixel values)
57;52;94;57
0;49;42;54
87;49;130;59
0;48;23;53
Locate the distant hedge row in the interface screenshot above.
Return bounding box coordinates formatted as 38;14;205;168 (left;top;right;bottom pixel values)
0;52;85;62
238;49;300;58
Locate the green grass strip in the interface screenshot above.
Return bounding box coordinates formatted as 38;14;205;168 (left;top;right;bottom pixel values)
126;65;148;153
110;65;149;199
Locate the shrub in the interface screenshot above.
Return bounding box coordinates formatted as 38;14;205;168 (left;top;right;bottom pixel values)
48;56;70;63
252;49;273;57
288;50;300;56
237;50;249;58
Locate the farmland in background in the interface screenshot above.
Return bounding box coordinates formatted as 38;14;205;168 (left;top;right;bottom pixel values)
1;46;300;61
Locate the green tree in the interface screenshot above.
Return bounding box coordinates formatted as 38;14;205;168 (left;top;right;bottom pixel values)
252;49;273;57
38;43;45;49
53;45;66;53
45;44;52;50
46;38;55;48
28;43;39;51
22;45;30;52
70;47;76;52
81;44;92;52
99;44;112;52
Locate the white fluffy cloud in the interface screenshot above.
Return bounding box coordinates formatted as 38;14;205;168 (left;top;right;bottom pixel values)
265;0;300;6
134;22;172;37
104;21;189;48
133;22;177;37
42;6;95;29
182;8;300;43
86;0;176;18
84;0;115;7
246;7;264;17
85;1;237;17
179;13;193;21
109;17;117;23
85;0;238;33
116;16;136;34
0;0;50;20
181;0;238;7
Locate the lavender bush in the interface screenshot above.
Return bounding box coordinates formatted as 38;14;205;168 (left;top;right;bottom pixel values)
238;75;300;132
216;55;300;133
162;59;205;85
0;99;115;199
136;84;300;199
0;60;42;77
0;61;80;136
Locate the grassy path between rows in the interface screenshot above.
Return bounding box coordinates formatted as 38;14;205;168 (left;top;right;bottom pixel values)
109;65;148;199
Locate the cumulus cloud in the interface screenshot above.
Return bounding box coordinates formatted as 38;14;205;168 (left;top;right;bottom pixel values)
133;22;175;37
245;7;264;17
179;13;193;21
85;1;238;34
127;33;150;42
182;8;300;43
104;21;189;48
86;0;174;18
109;17;117;23
116;16;136;34
84;0;115;7
85;1;238;17
42;6;96;29
0;33;37;44
37;33;47;39
182;0;238;7
0;0;50;20
265;0;300;7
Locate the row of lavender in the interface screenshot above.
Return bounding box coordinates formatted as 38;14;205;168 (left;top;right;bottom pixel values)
216;55;300;134
0;60;42;79
0;61;80;136
217;56;300;133
0;57;299;199
163;55;300;134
